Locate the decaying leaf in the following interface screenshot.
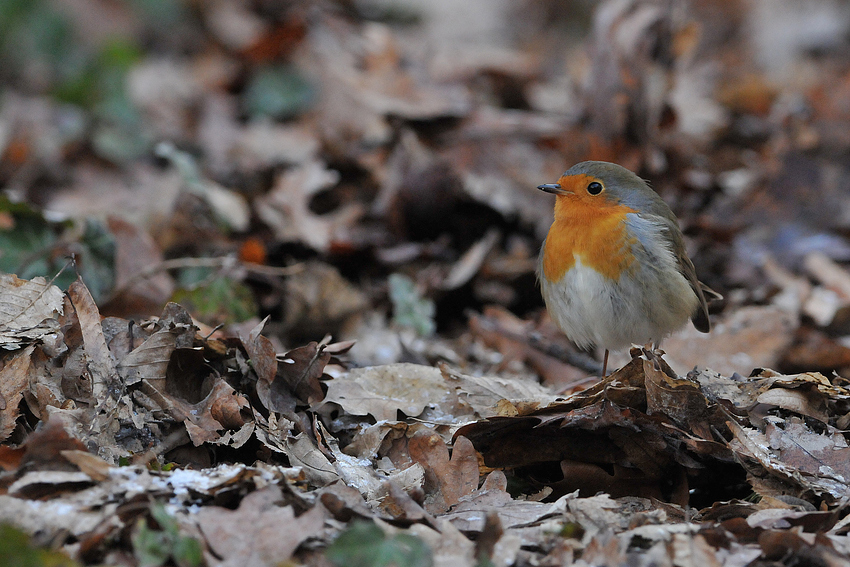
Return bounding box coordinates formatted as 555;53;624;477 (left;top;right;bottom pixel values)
323;363;449;422
727;416;850;503
149;372;249;447
243;317;281;410
278;341;331;406
67;277;118;402
59;450;112;482
281;261;368;337
0;345;36;442
103;216;174;318
456;351;732;504
256;161;361;252
408;430;478;514
441;470;559;534
285;432;339;487
195;485;327;567
440;364;559;418
116;317;193;387
0;275;64;350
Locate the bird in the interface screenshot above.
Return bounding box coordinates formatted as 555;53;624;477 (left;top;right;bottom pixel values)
537;161;719;376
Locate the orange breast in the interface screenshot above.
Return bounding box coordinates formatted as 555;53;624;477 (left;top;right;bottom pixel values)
542;195;638;282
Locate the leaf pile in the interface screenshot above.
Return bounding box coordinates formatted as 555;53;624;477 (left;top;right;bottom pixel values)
4;0;850;565
0;276;849;565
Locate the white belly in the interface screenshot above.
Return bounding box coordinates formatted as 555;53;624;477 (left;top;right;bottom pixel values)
540;258;698;352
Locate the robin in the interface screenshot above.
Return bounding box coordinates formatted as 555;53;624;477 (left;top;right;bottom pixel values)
538;161;719;376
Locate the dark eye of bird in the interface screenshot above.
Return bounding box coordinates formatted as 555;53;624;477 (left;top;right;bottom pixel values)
587;182;603;195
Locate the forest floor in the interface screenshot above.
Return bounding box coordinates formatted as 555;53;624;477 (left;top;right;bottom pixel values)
3;1;850;565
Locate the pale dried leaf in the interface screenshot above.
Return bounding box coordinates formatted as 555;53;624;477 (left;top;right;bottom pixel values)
68;277;118;401
285;432;339;486
0;275;64;350
442;471;559;534
0;493;105;536
756;388;829;423
765;418;850;481
323;363;448;422
256;160;363;252
117;324;186;386
442;366;558;418
59;449;112;481
196;485;326;567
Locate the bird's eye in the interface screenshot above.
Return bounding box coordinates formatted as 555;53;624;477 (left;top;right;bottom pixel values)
587;182;603;195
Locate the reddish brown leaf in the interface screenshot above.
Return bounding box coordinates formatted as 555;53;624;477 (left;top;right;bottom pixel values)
643;358;712;437
196;485;326;565
408;430;479;514
102;216;174;318
278;341;330;406
67;277;118;401
0;445;24;472
19;418;88;472
161;377;248;447
373;479;434;524
0;345;35;442
210;382;249;430
243;318;288;413
59;450;112;481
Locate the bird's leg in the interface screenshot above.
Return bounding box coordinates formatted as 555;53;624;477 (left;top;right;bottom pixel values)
602;349;609;377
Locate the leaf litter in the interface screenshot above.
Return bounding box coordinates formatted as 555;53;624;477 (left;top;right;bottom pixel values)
4;0;850;565
1;274;849;565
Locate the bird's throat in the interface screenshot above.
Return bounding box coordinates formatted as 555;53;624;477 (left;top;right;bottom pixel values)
542;200;639;282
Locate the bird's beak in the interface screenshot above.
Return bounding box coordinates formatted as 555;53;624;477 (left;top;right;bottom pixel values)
537;183;570;195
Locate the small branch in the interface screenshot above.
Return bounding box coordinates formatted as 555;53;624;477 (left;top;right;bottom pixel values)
107;255;304;303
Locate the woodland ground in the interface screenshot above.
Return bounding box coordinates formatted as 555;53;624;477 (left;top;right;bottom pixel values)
3;1;850;566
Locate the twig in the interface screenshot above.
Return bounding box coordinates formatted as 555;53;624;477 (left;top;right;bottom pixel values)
470;310;602;374
106;255;304;302
131;427;191;466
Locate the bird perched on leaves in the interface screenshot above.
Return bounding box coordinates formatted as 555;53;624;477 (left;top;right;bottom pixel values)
537;161;719;376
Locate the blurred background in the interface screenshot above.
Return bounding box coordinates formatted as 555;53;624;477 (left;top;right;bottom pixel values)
3;0;850;382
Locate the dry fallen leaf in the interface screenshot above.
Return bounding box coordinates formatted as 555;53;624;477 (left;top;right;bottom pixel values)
256;160;362;252
59;449;112;482
440;364;559;418
0;275;64;350
281;261;368;336
408;430;479;514
195;485;327;567
67;277;119;402
278;341;331;406
103;216;174;318
0;345;35;442
456;351;736;504
161;373;249;446
284;432;339;487
116;319;192;387
323;363;450;422
243;317;285;412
